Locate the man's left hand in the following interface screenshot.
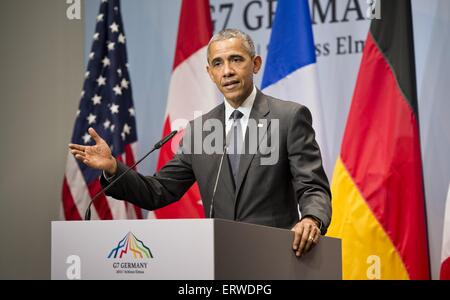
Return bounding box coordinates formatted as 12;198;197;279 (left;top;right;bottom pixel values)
291;217;321;257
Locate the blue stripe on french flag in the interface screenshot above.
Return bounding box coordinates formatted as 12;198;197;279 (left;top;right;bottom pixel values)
261;0;330;176
261;0;316;89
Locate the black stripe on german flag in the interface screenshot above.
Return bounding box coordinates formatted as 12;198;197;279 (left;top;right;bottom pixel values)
370;0;418;116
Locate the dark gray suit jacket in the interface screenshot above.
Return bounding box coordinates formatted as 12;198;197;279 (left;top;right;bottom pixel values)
101;90;331;233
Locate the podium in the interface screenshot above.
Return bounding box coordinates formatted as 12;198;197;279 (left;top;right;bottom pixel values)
51;219;341;280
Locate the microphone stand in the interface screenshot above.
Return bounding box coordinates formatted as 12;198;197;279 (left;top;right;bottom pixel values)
209;145;227;218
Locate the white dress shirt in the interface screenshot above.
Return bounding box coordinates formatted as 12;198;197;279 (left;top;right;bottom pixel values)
223;85;257;141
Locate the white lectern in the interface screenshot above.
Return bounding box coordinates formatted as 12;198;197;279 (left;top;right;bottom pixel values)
51;219;341;280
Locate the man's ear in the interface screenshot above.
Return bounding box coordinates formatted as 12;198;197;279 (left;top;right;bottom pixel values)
253;55;262;74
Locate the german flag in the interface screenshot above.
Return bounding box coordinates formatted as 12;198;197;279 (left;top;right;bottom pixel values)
327;0;430;279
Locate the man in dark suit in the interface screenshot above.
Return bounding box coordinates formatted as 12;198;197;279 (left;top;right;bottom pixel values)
69;29;331;257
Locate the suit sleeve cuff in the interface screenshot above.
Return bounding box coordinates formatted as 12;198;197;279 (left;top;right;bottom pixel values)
302;215;323;233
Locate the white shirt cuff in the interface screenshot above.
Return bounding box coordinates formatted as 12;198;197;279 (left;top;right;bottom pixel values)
103;171;115;182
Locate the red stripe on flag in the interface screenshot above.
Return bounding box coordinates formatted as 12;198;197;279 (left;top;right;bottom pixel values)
440;257;450;280
124;144;143;219
133;202;143;219
88;179;113;220
154;117;204;218
62;176;82;220
154;0;212;219
341;34;429;279
172;0;212;70
115;155;127;213
124;144;135;169
116;152;127;216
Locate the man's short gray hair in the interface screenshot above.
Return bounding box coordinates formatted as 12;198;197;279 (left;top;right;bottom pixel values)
207;29;256;57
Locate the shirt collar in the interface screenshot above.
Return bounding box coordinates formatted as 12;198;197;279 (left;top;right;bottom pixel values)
224;85;257;121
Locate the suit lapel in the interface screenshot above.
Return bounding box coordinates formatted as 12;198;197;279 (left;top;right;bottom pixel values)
234;90;270;199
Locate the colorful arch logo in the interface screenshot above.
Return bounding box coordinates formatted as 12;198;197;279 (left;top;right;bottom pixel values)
108;232;153;259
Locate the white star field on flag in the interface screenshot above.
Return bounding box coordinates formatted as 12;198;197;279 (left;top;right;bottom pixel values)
70;0;137;182
62;0;143;221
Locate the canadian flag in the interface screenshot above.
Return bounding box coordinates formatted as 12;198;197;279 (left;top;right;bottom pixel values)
149;0;219;219
440;183;450;279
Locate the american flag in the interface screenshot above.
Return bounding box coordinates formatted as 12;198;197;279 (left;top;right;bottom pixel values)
61;0;143;220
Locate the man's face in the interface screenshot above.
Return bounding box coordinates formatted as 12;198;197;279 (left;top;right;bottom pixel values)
207;38;262;105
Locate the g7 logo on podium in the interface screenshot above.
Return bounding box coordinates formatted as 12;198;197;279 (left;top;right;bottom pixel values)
108;232;152;275
108;232;153;259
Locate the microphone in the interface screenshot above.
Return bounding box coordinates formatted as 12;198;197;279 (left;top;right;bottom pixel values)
84;130;178;220
208;144;228;219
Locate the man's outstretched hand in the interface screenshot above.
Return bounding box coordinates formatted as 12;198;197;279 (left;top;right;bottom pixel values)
291;217;321;257
68;127;117;175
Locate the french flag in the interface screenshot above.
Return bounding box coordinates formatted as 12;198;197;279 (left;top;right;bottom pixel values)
262;0;329;173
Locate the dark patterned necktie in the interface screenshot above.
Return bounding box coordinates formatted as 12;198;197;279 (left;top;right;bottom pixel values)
227;110;244;183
